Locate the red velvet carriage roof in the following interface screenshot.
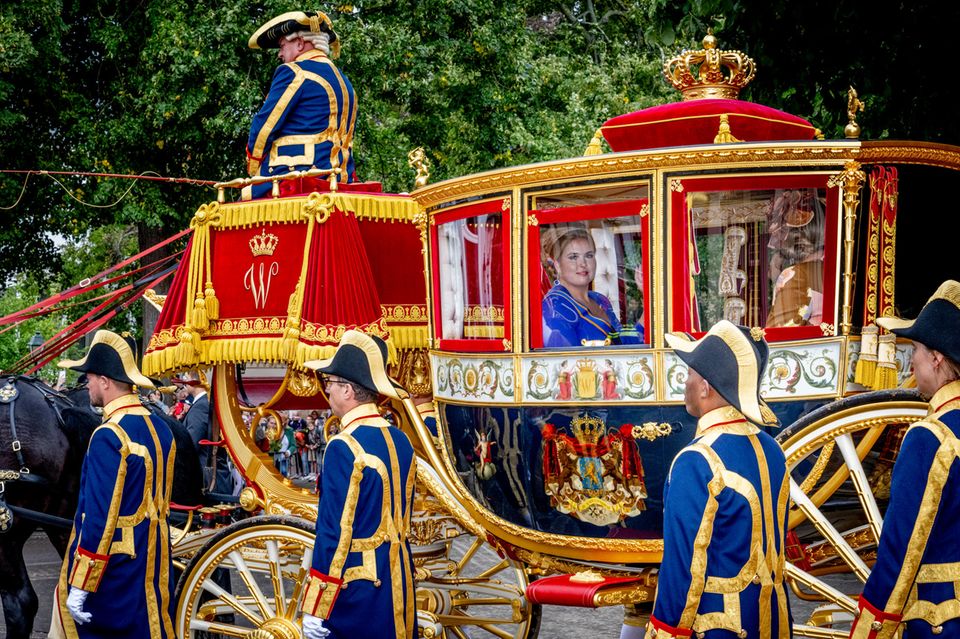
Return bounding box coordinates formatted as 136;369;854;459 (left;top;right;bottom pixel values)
143;189;426;376
601;98;818;152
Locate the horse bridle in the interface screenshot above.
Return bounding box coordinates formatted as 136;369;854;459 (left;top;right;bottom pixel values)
0;377;73;532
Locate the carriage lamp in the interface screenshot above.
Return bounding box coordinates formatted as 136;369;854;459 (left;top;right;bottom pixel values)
28;331;44;353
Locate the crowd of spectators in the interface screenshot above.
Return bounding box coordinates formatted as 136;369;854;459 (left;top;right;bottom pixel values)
248;409;332;482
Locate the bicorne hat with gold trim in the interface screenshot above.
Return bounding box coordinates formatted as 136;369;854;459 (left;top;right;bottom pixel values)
665;320;778;426
304;330;407;401
877;280;960;363
58;330;155;389
249;10;340;57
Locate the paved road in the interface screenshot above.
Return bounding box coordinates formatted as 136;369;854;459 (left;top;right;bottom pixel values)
5;531;835;639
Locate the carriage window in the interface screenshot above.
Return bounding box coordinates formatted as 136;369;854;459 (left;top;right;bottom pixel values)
686;186;829;329
529;196;648;349
435;211;506;341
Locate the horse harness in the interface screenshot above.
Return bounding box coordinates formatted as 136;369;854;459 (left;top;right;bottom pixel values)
0;376;74;532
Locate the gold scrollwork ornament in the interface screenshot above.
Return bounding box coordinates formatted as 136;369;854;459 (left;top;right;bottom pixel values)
287;369;321;397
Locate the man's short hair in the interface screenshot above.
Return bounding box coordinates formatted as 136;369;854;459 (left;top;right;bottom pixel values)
347;380;377;404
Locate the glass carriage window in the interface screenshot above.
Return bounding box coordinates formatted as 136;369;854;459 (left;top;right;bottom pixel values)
528;198;650;349
669;175;839;337
432;199;510;348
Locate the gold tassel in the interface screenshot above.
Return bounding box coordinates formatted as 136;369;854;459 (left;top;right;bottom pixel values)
855;325;879;387
176;330;195;362
873;332;899;390
204;282;219;320
873;364;898;390
855;359;877;389
281;321;301;361
191;294;208;331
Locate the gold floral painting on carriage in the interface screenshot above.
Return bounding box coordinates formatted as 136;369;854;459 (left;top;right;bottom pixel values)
669;174;841;339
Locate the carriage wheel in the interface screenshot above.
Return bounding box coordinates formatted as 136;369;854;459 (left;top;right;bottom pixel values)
174;515;315;639
414;532;541;639
413;465;541;639
775;389;927;637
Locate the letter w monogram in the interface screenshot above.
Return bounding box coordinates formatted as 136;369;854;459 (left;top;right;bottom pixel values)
244;262;280;309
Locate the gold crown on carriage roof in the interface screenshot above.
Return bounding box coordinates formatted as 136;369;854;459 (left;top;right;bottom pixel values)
249;229;279;256
571;415;606;445
663;30;756;101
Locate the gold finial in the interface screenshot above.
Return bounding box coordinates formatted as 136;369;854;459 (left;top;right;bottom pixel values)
845;86;865;139
407;147;431;189
749;326;766;341
584;128;606;155
663;30;756;101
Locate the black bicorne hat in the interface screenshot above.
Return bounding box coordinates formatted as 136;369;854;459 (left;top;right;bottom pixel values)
304;330;407;401
665;320;778;426
58;330;155;389
877;280;960;363
249;10;339;56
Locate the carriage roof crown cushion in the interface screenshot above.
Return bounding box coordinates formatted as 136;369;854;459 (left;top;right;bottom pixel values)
877;279;960;363
665;320;778;426
58;329;155;389
304;330;408;401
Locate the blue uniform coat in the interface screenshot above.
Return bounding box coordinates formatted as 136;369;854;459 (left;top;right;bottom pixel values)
246;49;357;198
52;394;176;639
646;407;792;639
301;404;417;638
852;381;960;638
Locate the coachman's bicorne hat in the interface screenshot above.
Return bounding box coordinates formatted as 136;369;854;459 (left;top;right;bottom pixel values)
304;330;407;401
877;280;960;363
58;330;155;389
665;320;778;426
249;10;340;58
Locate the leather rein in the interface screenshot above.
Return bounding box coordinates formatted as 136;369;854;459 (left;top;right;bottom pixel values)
0;376;76;531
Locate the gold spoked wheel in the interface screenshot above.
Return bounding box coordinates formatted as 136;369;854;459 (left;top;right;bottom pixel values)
413;464;541;639
174;516;315;639
415;533;541;639
776;389;927;637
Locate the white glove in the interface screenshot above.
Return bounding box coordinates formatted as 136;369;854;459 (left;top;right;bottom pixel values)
301;613;330;639
66;587;92;625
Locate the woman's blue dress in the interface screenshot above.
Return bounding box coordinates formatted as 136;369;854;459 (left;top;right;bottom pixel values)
542;284;643;347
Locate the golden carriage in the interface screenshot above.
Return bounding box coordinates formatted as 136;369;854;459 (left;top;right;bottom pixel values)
144;35;960;638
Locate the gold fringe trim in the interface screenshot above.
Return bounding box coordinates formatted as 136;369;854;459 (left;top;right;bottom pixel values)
387;325;429;351
463;325;504;339
207;192;420;229
142;320;419;377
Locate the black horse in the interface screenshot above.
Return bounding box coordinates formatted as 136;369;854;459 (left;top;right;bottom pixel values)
0;376;204;638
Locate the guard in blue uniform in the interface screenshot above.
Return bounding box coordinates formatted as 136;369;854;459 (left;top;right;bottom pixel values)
644;321;791;639
851;280;960;639
245;10;357;199
300;330;417;639
50;330;176;639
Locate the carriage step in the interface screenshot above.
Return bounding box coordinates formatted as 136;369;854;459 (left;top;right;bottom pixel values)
525;570;654;607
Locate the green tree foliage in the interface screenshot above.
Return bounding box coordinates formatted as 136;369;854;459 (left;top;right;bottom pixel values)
643;0;960;143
